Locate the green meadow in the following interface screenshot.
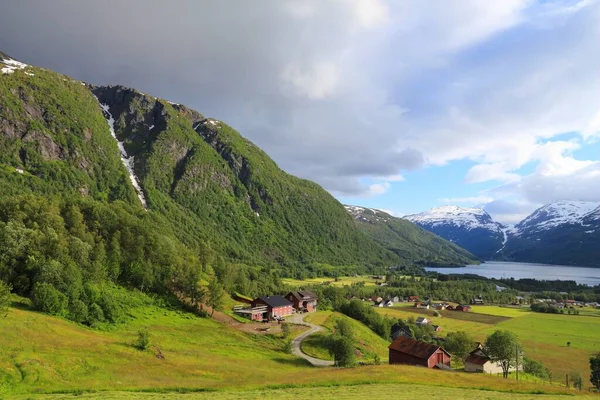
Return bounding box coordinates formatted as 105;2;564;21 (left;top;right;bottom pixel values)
377;304;600;385
0;299;590;399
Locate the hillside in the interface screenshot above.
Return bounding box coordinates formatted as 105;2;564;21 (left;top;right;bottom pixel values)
0;51;402;273
0;300;581;399
0;49;494;279
346;206;479;266
404;206;506;260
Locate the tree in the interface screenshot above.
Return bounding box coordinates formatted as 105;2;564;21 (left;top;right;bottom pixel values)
590;353;600;390
328;335;356;367
327;318;357;367
198;241;213;273
523;357;551;380
31;282;68;316
281;323;291;339
484;330;523;378
208;277;225;317
0;280;11;317
444;331;476;361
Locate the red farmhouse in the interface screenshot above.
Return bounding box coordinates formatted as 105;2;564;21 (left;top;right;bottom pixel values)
251;296;293;319
388;336;451;369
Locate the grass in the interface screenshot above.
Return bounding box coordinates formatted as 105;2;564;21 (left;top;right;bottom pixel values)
0;303;585;398
282;275;381;287
377;304;600;388
301;311;390;362
7;382;591;400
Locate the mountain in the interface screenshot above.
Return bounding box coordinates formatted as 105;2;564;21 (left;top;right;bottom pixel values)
501;201;600;267
404;206;506;260
0;50;480;277
345;206;479;267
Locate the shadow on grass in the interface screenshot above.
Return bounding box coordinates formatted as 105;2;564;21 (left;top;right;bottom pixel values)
272;357;313;367
10;298;33;311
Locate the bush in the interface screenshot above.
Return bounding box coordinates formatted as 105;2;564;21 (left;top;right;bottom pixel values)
69;299;89;323
433;311;440;317
523;356;552;380
283;339;293;354
88;303;105;323
31;282;68;316
0;280;11;317
135;328;150;350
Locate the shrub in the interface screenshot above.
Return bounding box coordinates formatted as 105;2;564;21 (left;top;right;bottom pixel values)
69;299;89;323
31;282;68;316
0;280;11;317
433;311;441;317
88;303;105;323
136;328;150;350
523;356;552;380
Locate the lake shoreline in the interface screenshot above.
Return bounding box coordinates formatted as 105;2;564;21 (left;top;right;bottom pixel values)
425;261;600;286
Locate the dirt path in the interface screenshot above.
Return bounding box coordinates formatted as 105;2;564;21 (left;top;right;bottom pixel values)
289;314;334;367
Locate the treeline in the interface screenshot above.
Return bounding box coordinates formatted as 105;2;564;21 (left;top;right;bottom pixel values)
0;195;202;324
530;303;580;315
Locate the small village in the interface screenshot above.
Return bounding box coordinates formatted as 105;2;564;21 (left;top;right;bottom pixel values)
231;290;531;374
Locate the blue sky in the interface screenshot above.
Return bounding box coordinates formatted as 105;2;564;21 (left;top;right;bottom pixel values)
1;0;598;224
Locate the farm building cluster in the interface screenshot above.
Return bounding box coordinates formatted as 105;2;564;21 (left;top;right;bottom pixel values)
233;290;318;321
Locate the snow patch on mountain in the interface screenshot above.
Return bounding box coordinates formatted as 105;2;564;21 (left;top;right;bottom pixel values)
1;56;29;74
344;205;390;223
99;103;148;209
515;201;600;234
404;206;501;232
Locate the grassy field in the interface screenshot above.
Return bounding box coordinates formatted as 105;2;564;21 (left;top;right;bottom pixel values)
377;304;600;386
8;382;592;400
301;311;389;362
0;300;590;398
282;275;381;287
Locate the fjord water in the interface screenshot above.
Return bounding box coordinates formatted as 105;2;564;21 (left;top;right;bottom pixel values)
425;261;600;286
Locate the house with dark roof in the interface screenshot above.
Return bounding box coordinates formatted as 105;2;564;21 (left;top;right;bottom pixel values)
464;344;516;374
456;304;472;312
285;290;318;312
251;296;294;319
415;317;429;326
388;336;451;369
391;324;412;340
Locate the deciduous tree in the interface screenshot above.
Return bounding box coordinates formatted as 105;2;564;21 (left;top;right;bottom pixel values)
484;330;523;378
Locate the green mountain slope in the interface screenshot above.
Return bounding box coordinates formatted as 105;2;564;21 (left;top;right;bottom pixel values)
1;50;480;277
91;85;397;267
345;206;479;267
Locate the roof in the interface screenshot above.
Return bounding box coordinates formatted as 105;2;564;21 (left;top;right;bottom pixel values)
388;337;450;360
287;290;317;302
465;354;489;366
255;295;292;308
415;317;428;323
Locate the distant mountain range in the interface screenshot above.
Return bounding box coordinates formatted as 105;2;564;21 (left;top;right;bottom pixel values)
344;206;479;267
404;202;600;268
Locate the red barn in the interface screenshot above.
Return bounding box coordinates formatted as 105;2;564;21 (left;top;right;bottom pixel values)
456;304;472;312
285;290;318;312
388;337;451;369
251;296;293;319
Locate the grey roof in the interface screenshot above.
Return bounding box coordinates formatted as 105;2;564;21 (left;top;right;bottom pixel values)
256;295;292;308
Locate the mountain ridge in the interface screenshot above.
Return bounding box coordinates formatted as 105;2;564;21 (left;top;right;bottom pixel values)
406;202;600;267
0;50;477;273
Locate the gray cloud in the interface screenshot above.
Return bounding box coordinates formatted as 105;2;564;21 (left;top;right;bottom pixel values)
1;0;599;202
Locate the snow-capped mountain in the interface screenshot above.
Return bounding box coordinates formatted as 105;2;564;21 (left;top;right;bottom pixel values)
403;202;600;267
404;206;505;260
514;201;600;235
501;201;600;267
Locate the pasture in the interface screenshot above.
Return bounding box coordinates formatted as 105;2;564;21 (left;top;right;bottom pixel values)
0;301;586;398
282;275;381;287
377;304;600;386
8;383;590;400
